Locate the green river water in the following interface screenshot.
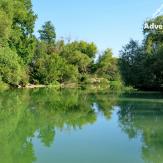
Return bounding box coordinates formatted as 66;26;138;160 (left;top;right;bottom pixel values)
0;88;163;163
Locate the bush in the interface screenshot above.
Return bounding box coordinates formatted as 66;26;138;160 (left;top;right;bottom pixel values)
61;64;79;82
96;49;120;81
80;74;90;83
109;81;123;91
0;77;9;90
0;47;28;86
31;54;78;84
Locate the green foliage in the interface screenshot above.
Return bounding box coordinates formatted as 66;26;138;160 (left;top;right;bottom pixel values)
34;40;48;57
109;81;123;91
62;49;91;73
61;63;79;82
72;41;97;58
119;39;155;89
31;53;78;84
31;54;61;84
0;0;13;46
0;0;124;89
0;11;11;46
61;41;97;59
119;40;145;87
0;77;9;90
8;0;37;63
38;21;56;44
60;41;97;76
120;21;163;90
96;49;120;81
0;47;28;86
143;16;163;54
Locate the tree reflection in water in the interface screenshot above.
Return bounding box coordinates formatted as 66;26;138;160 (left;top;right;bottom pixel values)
0;88;116;163
0;89;163;163
118;97;163;163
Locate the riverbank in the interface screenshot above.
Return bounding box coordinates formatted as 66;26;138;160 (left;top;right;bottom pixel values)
24;83;79;89
0;77;120;89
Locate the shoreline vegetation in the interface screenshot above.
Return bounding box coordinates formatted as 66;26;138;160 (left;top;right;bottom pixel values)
0;1;163;92
0;77;123;90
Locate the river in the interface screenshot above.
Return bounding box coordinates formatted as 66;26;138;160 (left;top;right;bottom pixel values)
0;89;163;163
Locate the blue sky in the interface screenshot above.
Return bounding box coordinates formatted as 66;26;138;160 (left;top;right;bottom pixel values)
32;0;163;56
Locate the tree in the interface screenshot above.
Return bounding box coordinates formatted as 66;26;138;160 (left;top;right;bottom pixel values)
61;47;91;74
0;47;28;86
31;53;78;84
60;41;96;74
6;0;37;64
96;49;120;81
119;38;163;90
119;40;145;87
38;21;56;44
149;46;163;88
143;16;163;90
76;41;97;59
0;0;13;46
143;16;163;54
119;16;163;90
64;41;97;59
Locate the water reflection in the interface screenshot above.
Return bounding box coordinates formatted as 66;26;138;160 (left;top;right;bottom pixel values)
118;99;163;163
0;89;163;163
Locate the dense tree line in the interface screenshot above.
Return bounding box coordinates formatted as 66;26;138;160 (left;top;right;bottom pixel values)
1;0;162;91
0;0;120;88
119;16;163;91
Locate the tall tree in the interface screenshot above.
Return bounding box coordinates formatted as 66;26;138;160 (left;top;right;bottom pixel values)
0;0;13;46
64;41;97;59
8;0;37;63
143;16;163;54
38;21;56;44
119;40;147;88
96;49;120;81
0;47;28;86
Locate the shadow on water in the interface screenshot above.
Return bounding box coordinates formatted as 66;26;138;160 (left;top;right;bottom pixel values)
0;89;163;163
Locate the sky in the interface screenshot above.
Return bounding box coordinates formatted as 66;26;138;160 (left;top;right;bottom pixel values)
32;0;163;56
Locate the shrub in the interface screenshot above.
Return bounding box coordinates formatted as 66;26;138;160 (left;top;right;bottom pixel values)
109;81;123;91
0;47;28;86
0;77;9;90
31;54;78;84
